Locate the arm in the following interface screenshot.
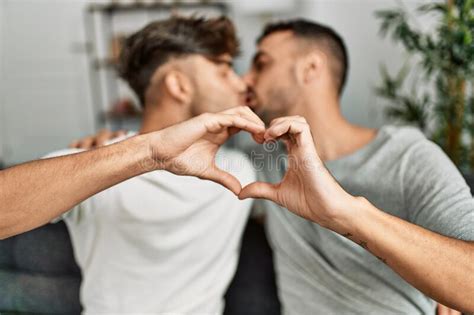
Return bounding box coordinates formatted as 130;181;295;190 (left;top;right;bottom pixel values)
239;116;474;313
0;106;264;239
68;128;127;149
0;136;149;240
345;198;474;313
437;304;462;315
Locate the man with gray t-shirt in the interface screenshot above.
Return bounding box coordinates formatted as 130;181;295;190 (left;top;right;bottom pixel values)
239;19;474;313
253;125;473;314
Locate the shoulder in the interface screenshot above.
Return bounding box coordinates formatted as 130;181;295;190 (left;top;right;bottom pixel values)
381;126;466;190
377;125;446;164
389;126;457;173
371;125;463;185
379;125;426;150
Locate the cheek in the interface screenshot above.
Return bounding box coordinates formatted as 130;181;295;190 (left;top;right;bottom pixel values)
254;66;284;94
197;80;240;113
260;78;297;114
252;74;270;100
254;71;282;102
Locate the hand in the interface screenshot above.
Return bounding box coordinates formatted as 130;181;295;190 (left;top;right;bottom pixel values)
437;303;462;315
238;116;355;231
145;106;265;195
69;129;127;149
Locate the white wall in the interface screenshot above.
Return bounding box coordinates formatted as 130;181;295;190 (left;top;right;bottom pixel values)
0;0;95;165
297;0;424;128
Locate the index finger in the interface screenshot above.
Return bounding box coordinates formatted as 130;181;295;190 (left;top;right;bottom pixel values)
222;106;265;127
216;114;266;135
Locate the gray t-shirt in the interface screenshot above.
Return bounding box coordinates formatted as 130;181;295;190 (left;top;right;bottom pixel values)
257;125;474;314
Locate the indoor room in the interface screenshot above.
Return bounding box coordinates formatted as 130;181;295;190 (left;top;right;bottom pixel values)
0;0;473;314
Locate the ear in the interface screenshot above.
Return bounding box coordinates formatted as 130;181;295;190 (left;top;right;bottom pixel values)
163;70;194;105
295;51;324;85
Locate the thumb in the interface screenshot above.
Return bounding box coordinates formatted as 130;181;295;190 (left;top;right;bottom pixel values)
238;181;278;201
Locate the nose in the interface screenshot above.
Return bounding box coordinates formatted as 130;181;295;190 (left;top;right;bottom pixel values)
242;70;254;87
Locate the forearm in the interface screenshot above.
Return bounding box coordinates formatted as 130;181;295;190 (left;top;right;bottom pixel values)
0;106;264;239
334;198;474;312
0;134;153;239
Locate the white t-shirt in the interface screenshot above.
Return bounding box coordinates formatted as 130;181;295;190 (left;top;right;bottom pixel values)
45;132;255;314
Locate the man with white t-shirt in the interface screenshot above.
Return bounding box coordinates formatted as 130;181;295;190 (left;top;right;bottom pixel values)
239;19;474;313
45;16;262;314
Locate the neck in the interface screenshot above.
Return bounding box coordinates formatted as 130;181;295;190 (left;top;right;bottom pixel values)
139;99;190;134
295;92;377;162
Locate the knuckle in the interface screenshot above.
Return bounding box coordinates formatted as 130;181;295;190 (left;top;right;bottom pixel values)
235;106;246;116
270;118;280;125
301;122;310;130
296;115;307;122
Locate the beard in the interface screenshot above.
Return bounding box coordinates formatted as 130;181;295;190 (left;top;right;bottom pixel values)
190;88;241;117
259;84;299;124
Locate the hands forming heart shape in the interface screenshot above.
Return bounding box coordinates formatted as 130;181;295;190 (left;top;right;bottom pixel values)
69;105;355;230
146;106;355;229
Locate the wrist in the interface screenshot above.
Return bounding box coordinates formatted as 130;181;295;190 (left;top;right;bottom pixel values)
130;133;161;174
327;194;373;236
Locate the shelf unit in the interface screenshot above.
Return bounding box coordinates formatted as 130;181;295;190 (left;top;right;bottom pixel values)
83;1;229;130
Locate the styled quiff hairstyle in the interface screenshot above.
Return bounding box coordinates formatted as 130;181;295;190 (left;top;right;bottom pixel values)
119;16;239;106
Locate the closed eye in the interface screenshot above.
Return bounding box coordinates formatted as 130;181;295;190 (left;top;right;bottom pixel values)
252;52;270;72
254;59;265;71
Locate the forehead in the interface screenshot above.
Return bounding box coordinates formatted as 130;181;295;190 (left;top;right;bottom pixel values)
257;30;297;57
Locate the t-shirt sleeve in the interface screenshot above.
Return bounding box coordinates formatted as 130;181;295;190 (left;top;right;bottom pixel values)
42;148;86;223
403;140;474;241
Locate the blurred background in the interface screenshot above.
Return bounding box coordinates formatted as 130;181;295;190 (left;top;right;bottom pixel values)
0;0;439;168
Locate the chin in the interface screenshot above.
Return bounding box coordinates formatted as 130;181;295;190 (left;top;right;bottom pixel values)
215;104;238;113
261;108;286;124
259;111;274;125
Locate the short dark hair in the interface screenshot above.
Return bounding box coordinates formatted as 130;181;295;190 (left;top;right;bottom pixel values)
258;19;349;95
119;16;239;106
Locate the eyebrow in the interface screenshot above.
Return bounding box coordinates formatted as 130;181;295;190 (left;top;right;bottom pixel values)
207;56;233;68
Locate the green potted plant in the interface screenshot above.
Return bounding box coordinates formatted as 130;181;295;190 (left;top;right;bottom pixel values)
375;0;474;172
